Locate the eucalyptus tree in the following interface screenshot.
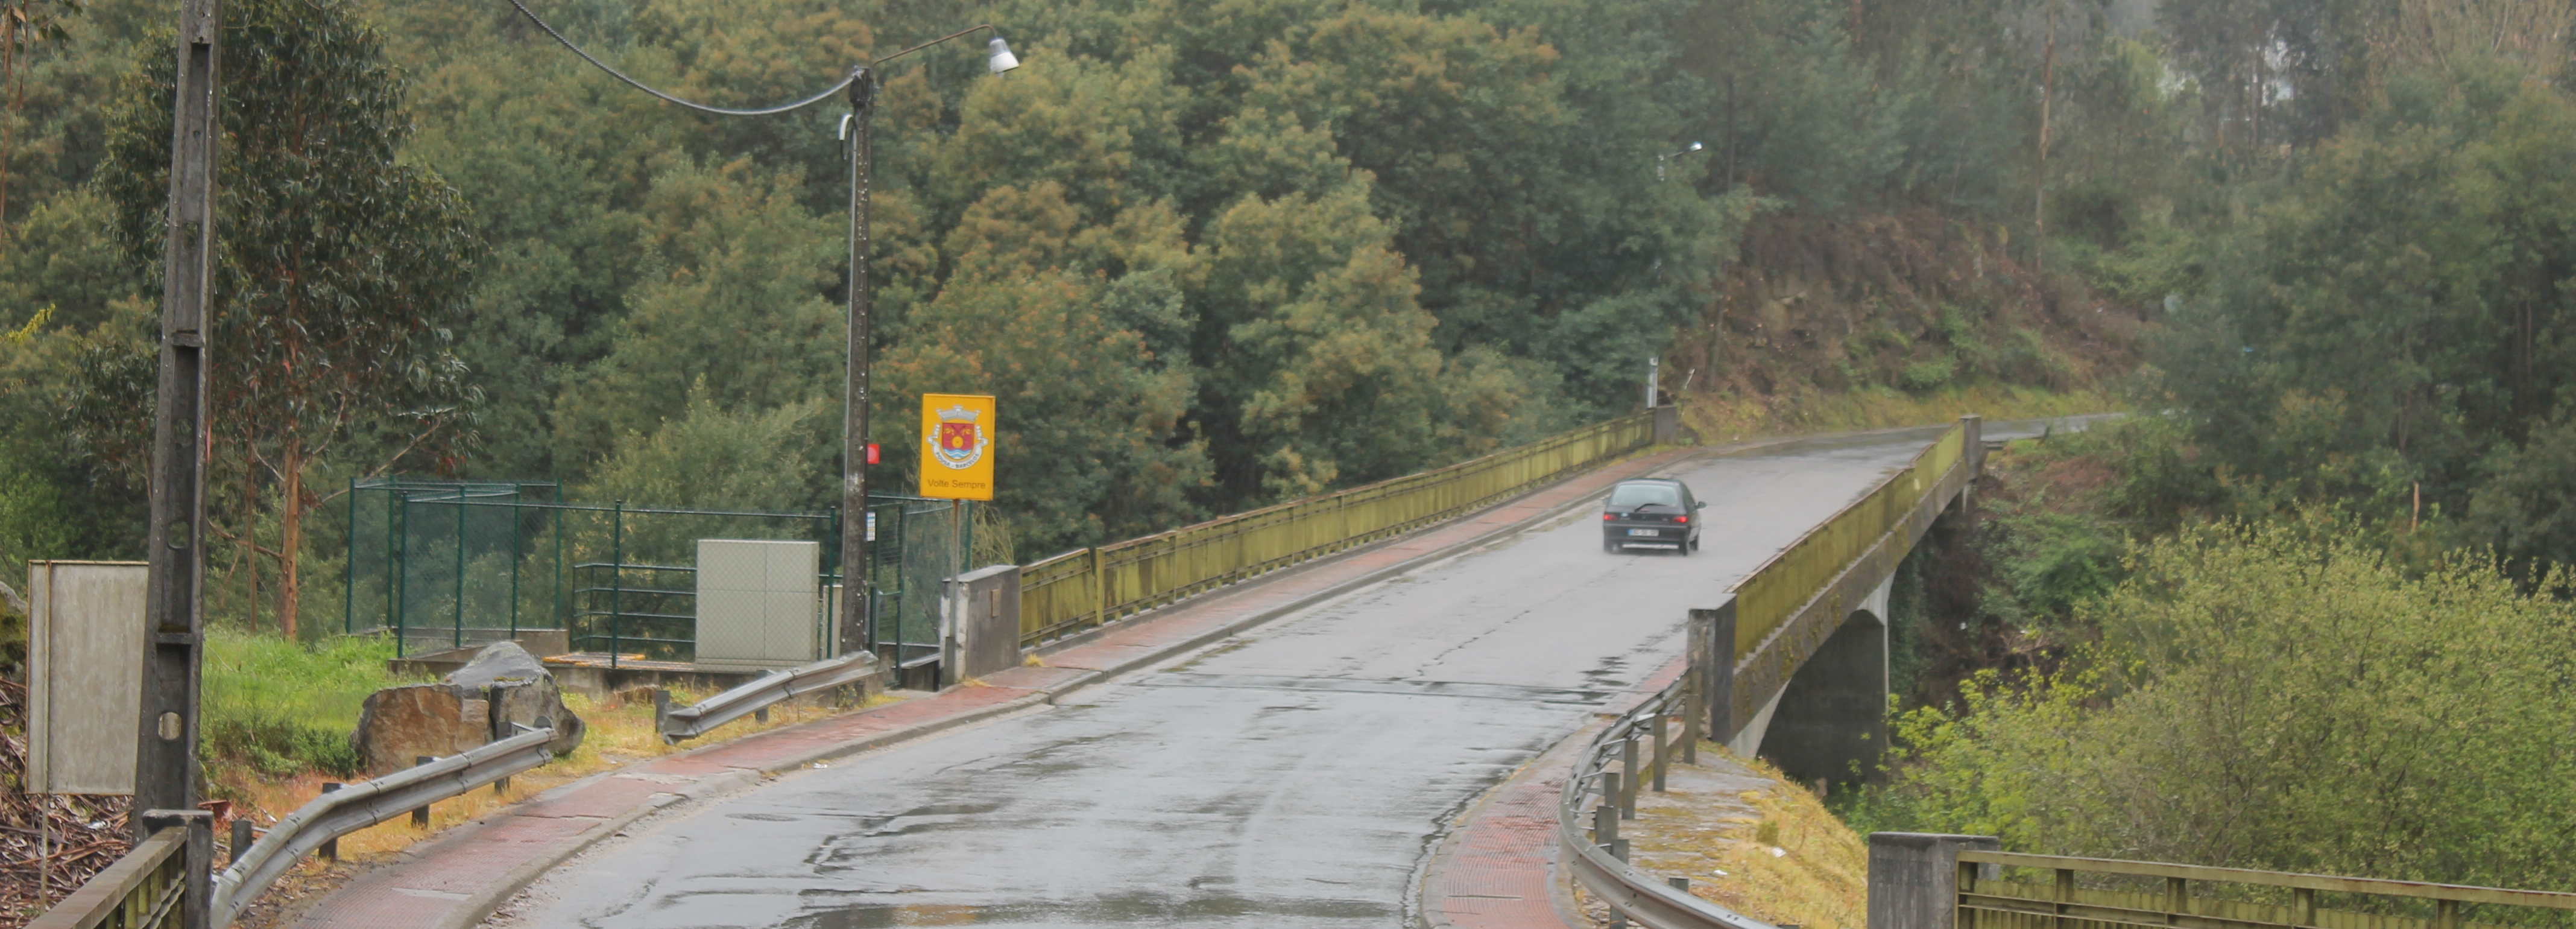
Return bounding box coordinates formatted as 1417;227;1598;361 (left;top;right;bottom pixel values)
95;0;480;638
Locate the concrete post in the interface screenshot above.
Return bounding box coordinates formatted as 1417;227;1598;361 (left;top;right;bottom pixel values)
1652;404;1682;445
1868;832;1999;929
1692;604;1737;744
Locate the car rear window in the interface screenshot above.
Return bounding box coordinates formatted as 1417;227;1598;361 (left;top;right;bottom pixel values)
1609;483;1681;507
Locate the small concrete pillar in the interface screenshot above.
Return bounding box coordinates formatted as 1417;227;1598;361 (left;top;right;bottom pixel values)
1867;832;1998;929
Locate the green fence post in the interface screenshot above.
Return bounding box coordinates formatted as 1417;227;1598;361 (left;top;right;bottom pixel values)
508;496;522;641
610;499;624;670
393;492;408;658
552;499;565;632
452;493;467;650
344;477;358;636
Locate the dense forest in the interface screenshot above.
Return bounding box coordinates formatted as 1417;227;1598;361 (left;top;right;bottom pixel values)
0;0;2147;635
6;0;2576;897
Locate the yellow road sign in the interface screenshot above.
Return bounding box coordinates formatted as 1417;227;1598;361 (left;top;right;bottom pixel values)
918;393;997;500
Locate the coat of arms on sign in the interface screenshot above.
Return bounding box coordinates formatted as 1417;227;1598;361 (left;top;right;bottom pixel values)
929;404;988;469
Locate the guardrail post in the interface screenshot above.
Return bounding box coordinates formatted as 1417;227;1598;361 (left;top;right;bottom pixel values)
1595;773;1621;849
1867;833;1998;929
229;819;251;867
411;757;433;827
1652;710;1670;793
318;783;341;861
140;808;212;929
1619;735;1640;819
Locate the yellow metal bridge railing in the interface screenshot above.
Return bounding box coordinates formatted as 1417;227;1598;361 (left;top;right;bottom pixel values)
1725;422;1967;661
1020;413;1658;648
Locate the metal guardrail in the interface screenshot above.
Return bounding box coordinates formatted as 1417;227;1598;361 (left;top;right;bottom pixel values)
27;823;194;929
1020;411;1658;648
658;650;883;742
208;727;558;928
1956;850;2576;929
1558;659;1776;929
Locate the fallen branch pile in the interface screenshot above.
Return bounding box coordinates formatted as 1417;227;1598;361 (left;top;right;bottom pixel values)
0;679;133;926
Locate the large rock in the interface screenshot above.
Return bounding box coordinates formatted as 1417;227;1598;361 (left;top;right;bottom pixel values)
349;685;493;776
349;641;586;776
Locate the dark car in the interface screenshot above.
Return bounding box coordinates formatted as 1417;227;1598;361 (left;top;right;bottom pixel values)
1602;478;1703;554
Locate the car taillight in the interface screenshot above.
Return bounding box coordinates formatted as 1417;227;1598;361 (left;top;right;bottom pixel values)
1676;515;1689;524
1602;513;1615;521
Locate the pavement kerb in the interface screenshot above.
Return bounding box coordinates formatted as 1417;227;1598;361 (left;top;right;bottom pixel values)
346;431;1822;929
751;691;1056;775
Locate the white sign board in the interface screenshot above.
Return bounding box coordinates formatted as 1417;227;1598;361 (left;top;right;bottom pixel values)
28;560;147;795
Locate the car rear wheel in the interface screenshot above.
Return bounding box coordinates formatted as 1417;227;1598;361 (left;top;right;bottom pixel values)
1603;539;1619;554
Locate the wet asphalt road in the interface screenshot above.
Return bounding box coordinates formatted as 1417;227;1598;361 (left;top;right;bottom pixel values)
503;422;2074;929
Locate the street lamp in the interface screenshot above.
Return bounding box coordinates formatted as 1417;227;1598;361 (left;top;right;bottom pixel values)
836;27;1018;659
1656;141;1704;182
1647;141;1706;411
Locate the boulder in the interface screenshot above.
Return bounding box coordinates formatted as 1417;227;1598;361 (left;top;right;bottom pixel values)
444;641;587;758
349;685;493;776
349;641;586;776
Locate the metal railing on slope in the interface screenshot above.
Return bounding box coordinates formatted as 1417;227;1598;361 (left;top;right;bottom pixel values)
1956;850;2576;929
658;650;883;742
1558;659;1776;929
1728;421;1966;661
27;821;197;929
1020;411;1658;648
208;727;558;928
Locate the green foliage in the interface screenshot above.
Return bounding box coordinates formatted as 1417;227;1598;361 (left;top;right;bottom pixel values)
202;630;415;778
856;177;1211;551
551;155;844;476
2138;59;2576;572
93;0;481;636
1853;521;2576;886
579;385;835;513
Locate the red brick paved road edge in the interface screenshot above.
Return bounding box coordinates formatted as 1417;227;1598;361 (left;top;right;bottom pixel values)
287;439;1778;929
1415;653;1691;929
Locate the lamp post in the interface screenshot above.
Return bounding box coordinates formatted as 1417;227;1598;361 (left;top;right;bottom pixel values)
1646;142;1704;413
837;27;1018;659
1656;141;1704;182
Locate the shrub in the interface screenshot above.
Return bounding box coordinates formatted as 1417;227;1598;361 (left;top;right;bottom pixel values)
1850;521;2576;888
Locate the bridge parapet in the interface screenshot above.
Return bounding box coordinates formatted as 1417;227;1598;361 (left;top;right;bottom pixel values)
1868;835;2576;929
1699;416;1983;765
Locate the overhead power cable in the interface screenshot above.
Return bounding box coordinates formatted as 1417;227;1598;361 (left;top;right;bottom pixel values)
504;0;859;116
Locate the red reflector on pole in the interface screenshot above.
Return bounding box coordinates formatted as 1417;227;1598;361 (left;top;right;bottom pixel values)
867;443;880;464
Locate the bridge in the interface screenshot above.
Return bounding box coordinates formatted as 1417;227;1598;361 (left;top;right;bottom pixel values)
46;413;2012;929
448;414;1990;928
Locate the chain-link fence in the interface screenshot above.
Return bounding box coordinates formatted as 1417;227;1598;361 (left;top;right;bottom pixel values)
344;478;979;666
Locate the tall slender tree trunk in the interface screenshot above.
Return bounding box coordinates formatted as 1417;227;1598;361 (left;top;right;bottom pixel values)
279;442;305;640
2035;0;2059;235
244;466;261;633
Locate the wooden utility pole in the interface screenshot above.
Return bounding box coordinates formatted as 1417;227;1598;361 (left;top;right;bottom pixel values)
138;0;216;924
838;68;877;659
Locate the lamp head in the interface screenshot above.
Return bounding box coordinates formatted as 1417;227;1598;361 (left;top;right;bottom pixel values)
988;36;1020;74
1685;141;1704;153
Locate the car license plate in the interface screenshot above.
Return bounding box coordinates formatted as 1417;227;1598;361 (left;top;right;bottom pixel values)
1627;528;1658;536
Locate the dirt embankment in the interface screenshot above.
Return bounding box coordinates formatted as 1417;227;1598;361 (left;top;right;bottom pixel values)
1673;210;2143;439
